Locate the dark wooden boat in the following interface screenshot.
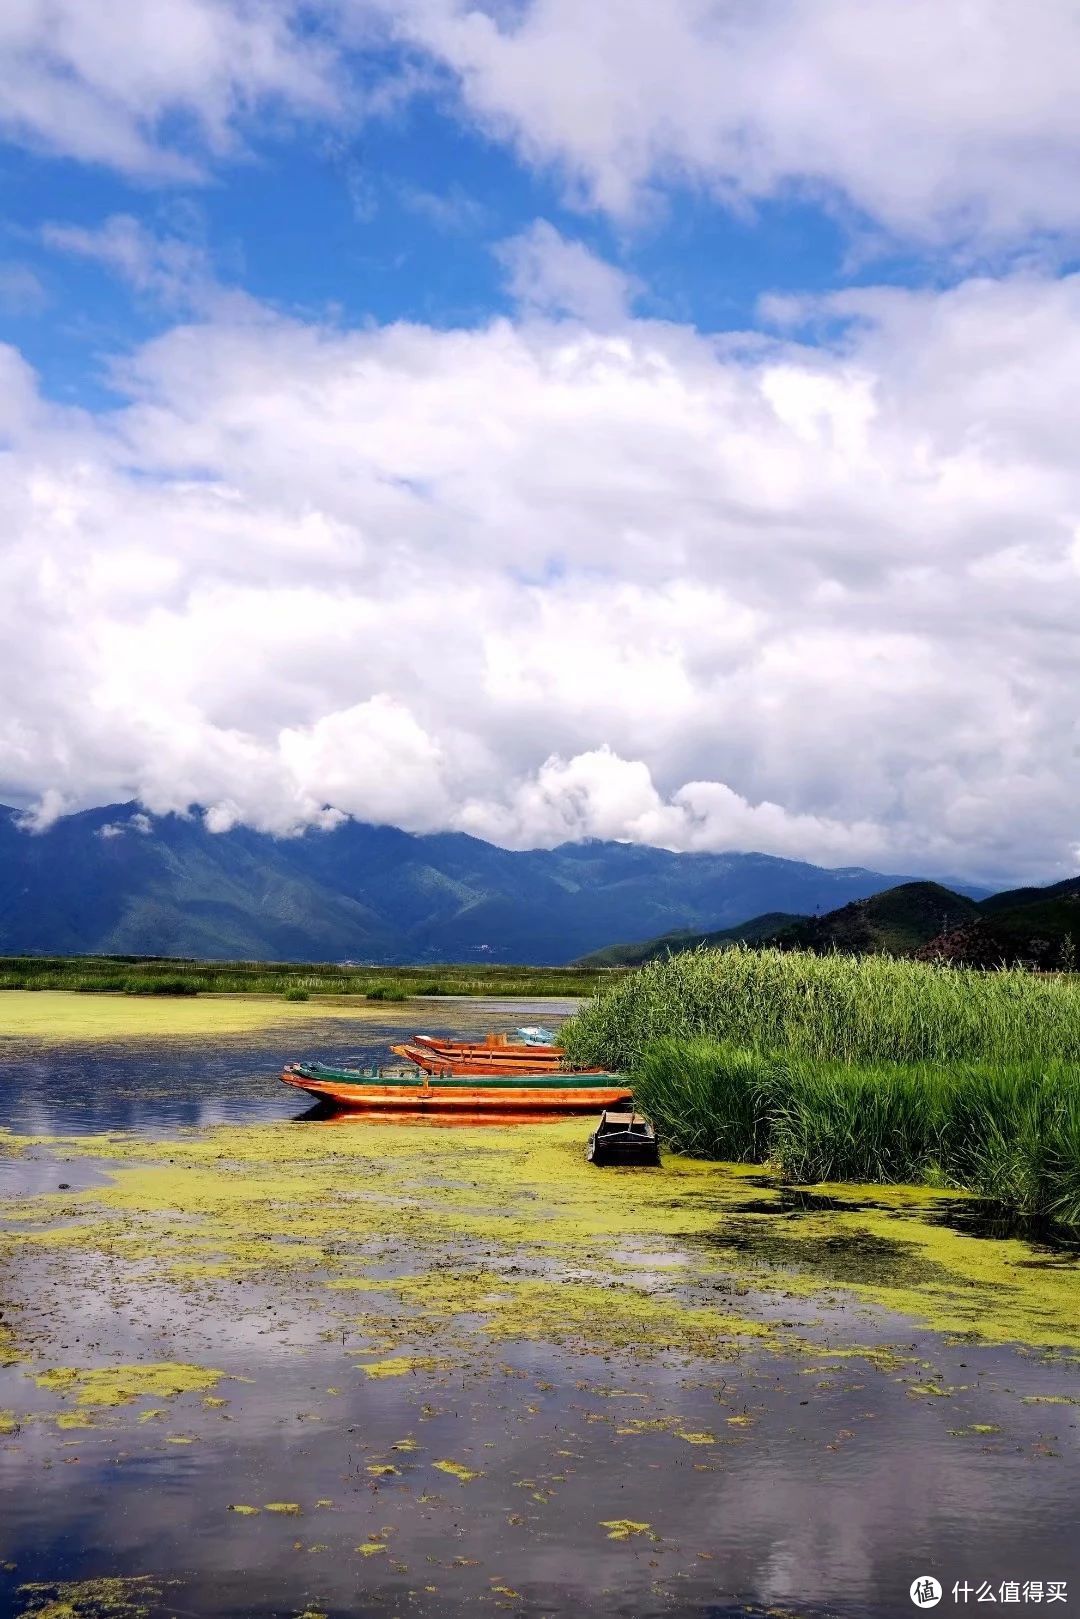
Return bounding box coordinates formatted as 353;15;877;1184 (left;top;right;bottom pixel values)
586;1110;660;1166
282;1061;633;1114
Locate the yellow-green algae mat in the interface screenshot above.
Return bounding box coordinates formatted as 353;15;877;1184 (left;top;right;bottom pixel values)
0;989;396;1044
1;1117;1078;1378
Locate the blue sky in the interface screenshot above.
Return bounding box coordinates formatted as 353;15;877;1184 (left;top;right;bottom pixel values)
2;1;1080;884
2;80;876;407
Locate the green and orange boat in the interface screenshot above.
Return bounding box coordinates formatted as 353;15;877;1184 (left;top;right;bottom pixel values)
281;1058;632;1114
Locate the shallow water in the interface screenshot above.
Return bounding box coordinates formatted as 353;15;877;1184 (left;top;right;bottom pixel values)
1;997;1078;1619
0;997;581;1142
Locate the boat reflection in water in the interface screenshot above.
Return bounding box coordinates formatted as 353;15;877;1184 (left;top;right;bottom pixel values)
293;1102;588;1128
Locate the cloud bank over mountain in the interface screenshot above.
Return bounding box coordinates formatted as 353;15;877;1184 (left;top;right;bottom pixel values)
3;265;1079;883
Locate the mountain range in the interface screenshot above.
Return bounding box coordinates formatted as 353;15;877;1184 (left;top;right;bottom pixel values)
0;800;982;965
581;878;1080;969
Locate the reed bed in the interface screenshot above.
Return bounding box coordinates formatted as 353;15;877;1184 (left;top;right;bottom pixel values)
559;949;1080;1225
561;945;1080;1070
0;955;613;1000
634;1039;1080;1226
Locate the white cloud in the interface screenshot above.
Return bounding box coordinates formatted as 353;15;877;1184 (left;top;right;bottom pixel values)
397;181;489;234
15;788;69;833
2;3;1079;253
373;0;1080;247
41;215;214;308
2;270;1080;882
496;220;639;325
96;812;155;839
0;0;340;178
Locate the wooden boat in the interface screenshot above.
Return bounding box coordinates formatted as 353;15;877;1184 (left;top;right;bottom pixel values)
391;1042;588;1077
282;1061;633;1114
403;1033;564;1071
586;1110;660;1166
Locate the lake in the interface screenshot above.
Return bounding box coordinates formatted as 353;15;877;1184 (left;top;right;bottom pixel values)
0;994;1077;1619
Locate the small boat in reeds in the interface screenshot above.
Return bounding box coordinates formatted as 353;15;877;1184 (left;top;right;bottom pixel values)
586;1110;660;1166
282;1061;633;1114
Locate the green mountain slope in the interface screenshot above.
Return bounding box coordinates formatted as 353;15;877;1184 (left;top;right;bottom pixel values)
576;911;802;967
769;882;980;955
581;875;1080;970
0;801;936;965
918;877;1080;968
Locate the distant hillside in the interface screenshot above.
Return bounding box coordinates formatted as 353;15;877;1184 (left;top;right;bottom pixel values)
581;874;1080;970
919;877;1080;969
577;911;801;968
770;882;980;955
0;801;931;965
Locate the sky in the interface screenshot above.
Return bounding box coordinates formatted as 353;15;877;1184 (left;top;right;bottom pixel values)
2;1;1080;885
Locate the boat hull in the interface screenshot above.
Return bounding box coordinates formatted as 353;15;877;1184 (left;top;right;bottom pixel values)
282;1064;631;1113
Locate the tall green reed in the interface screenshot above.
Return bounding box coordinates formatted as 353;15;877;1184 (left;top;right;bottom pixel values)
561;945;1080;1071
634;1039;1080;1227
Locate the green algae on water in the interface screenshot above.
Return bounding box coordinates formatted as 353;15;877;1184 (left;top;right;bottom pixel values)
600;1520;653;1540
34;1363;224;1408
15;1576;167;1619
433;1459;481;1482
0;989;383;1045
4;1116;1080;1368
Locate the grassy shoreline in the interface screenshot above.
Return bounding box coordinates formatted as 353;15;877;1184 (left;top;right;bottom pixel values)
0;954;617;1001
562;946;1080;1227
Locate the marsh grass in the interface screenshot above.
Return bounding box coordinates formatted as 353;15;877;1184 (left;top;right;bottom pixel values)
0;955;613;1000
561;945;1080;1070
118;975;200;996
635;1040;1080;1226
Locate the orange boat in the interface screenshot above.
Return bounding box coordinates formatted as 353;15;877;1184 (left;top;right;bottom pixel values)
281;1061;632;1114
391;1041;588;1076
405;1033;564;1070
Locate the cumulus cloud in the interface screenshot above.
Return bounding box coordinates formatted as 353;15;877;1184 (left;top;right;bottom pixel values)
0;0;340;178
369;0;1080;248
496;220;640;325
2;269;1080;882
3;3;1080;254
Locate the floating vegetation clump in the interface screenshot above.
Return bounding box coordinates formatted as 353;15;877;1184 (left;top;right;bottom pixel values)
34;1363;225;1409
15;1576;168;1619
433;1459;480;1482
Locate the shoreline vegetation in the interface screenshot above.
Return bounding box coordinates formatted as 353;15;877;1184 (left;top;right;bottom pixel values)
0;955;616;1001
562;946;1080;1227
